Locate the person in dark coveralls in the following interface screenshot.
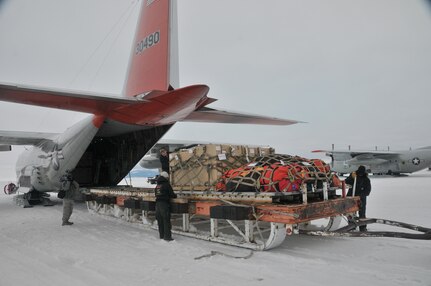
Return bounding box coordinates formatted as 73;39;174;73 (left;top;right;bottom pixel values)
60;173;80;226
155;171;177;241
345;165;371;231
159;148;170;174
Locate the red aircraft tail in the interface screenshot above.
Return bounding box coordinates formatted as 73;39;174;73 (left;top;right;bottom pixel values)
123;0;177;97
0;1;299;128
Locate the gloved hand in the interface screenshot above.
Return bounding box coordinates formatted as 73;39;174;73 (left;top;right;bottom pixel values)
351;172;357;178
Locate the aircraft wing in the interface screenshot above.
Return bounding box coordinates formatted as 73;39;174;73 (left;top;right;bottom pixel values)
416;146;431;150
182;107;300;125
0;130;59;146
312;149;401;161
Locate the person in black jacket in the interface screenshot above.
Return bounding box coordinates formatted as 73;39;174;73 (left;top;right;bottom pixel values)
155;171;177;241
159;148;170;174
345;165;371;231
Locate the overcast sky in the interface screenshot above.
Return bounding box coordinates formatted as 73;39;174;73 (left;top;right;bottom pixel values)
0;0;431;179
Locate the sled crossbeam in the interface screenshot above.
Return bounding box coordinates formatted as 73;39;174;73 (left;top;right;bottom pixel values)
255;197;359;224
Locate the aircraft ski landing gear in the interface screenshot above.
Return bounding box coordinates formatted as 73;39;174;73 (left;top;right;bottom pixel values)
175;218;288;251
86;199;290;250
13;190;54;208
298;216;342;232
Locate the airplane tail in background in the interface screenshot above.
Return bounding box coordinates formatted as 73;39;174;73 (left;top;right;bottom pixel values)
122;0;179;97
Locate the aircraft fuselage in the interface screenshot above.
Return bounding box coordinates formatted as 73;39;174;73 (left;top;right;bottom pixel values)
332;149;431;175
15;116;100;192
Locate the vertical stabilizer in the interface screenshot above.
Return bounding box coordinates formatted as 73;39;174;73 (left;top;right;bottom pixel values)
123;0;177;97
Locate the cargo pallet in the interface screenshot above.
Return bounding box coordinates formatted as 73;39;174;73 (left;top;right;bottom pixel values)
86;182;359;250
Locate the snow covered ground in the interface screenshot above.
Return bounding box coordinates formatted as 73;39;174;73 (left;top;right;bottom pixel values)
1;171;430;286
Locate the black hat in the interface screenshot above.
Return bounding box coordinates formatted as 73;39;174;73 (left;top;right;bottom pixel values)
357;165;366;176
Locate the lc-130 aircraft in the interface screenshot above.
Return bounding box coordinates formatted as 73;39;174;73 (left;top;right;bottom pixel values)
313;146;431;175
0;0;298;206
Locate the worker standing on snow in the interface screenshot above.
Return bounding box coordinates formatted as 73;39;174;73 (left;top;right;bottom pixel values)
345;165;371;231
59;172;80;226
155;171;177;241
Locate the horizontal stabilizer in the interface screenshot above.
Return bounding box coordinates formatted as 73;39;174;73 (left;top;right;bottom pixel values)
0;83;210;126
0;130;58;145
182;107;300;126
0;83;144;114
0;82;299;127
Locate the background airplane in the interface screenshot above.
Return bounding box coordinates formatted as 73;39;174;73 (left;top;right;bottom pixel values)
0;0;297;206
313;146;431;175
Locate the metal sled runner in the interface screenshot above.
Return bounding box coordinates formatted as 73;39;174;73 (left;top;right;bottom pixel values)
86;183;360;250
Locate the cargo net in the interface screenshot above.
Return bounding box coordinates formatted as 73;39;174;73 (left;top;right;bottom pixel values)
216;154;340;193
169;146;256;188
